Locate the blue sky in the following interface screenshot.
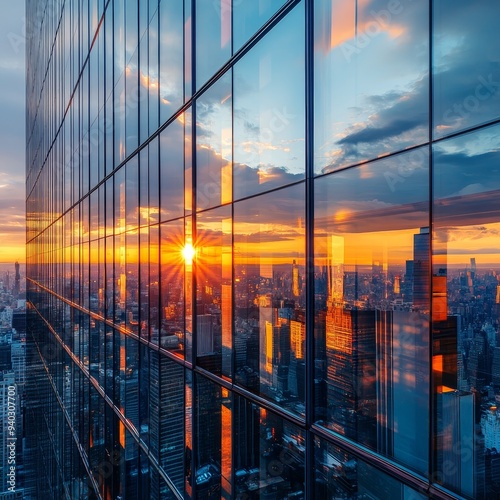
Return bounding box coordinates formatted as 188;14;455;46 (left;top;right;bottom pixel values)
0;1;25;261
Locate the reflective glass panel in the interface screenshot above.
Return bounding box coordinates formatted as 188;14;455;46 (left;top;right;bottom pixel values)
125;230;139;335
195;0;231;90
159;0;184;123
125;156;139;231
314;148;429;474
159;117;185;222
160;218;185;356
232;0;287;52
433;124;500;499
139;226;149;340
433;0;500;138
234;395;305;498
314;437;426;500
195;205;232;378
148;8;160;135
314;0;429;174
234;183;306;414
156;354;185;492
234;3;305;200
125;4;140;156
149;224;160;344
195;375;232;499
149;137;160;224
196;72;232;211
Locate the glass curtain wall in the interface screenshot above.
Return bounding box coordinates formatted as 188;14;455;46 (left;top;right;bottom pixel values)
25;0;500;499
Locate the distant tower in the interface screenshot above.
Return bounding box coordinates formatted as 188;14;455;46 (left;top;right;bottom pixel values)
393;276;401;295
328;235;345;305
470;257;477;280
292;259;300;297
14;261;20;297
413;227;429;311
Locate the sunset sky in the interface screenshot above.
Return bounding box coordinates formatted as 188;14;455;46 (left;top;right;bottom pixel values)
0;2;25;263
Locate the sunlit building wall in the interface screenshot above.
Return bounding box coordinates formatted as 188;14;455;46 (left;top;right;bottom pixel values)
25;0;500;499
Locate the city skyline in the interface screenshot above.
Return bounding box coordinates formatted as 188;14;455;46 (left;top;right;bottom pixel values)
0;0;498;499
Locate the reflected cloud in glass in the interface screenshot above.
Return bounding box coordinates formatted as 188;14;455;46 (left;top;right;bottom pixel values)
433;0;500;138
314;0;429;174
196;72;232;211
234;2;305;200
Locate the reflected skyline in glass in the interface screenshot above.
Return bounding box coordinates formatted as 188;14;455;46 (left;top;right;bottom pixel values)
25;1;500;498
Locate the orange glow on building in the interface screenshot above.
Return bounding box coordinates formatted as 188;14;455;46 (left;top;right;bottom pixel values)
119;420;125;449
432;275;448;322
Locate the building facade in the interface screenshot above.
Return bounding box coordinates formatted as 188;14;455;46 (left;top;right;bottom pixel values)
25;0;500;498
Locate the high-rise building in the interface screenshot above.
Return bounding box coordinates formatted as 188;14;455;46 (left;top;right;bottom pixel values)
25;1;500;499
13;263;20;299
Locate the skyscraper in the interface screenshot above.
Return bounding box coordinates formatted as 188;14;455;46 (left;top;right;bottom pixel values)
26;1;500;499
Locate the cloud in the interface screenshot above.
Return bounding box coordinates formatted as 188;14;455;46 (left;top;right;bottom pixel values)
434;147;500;200
0;198;25;213
443;248;500;256
234;182;305;228
432;1;500;134
339;117;421;146
233;162;304;200
241;230;302;244
321;76;428;171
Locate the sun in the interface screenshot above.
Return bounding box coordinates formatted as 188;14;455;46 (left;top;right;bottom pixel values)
181;243;196;265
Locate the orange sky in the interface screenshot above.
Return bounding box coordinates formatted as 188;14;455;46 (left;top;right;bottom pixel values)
0;238;25;263
0;4;25;263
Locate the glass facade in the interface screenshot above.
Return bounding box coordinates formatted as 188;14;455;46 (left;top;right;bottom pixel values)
25;1;500;499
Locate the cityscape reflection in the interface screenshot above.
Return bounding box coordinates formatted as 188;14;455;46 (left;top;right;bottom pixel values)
25;0;500;499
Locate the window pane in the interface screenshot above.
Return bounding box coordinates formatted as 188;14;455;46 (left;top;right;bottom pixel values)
125;230;139;335
314;437;426;500
314;149;429;474
159;0;184;123
125;0;139;155
139;226;149;340
125;156;139;231
196;206;232;378
195;0;231;90
154;353;185;492
433;0;500;138
195;375;232;498
234;3;305;200
160;218;185;357
196;72;232;211
232;0;287;52
314;0;429;174
433;124;500;498
234;395;305;498
159;118;185;222
234;183;306;414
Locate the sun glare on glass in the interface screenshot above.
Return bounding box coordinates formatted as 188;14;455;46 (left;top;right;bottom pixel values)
182;243;196;265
